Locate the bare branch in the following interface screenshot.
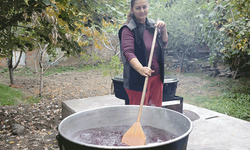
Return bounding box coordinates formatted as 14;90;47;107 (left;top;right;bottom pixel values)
38;43;49;69
43;53;65;75
44;43;49;52
38;43;49;56
109;35;119;53
102;40;114;51
109;39;116;52
115;51;120;56
37;42;43;52
173;48;180;60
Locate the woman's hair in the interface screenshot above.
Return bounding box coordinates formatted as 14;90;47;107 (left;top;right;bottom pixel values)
124;0;148;24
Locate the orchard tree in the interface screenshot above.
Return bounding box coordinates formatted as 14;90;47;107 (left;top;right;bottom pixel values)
101;20;121;56
0;0;127;96
32;0;127;96
148;0;202;73
0;0;46;85
197;0;250;77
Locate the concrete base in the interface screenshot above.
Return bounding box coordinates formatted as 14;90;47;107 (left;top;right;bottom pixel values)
61;95;250;150
62;95;125;119
183;103;250;150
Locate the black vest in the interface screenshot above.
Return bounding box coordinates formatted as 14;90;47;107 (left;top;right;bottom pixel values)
118;16;165;91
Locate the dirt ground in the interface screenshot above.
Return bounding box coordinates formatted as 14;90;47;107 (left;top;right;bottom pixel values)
0;69;223;150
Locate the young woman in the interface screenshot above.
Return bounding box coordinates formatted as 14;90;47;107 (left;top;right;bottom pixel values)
118;0;168;107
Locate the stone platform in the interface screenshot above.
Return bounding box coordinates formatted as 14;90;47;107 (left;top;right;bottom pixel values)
62;95;250;150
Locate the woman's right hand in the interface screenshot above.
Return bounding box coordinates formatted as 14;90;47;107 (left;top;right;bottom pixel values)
129;58;154;77
138;66;155;77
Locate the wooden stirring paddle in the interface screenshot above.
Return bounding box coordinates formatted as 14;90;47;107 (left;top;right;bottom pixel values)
121;26;158;146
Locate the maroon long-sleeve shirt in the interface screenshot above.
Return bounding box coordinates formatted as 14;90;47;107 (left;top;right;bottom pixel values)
121;27;167;76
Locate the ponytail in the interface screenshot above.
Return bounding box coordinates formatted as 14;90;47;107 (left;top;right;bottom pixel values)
124;11;133;25
124;0;137;24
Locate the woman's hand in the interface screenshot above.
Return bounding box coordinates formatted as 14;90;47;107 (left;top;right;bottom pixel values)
155;19;168;42
155;20;167;32
138;66;155;77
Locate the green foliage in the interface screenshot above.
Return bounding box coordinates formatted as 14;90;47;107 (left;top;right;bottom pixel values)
44;66;77;75
196;59;207;63
220;77;250;95
164;70;172;76
100;20;122;56
13;67;36;77
0;0;128;86
219;93;250;121
44;64;105;76
103;55;123;77
92;53;101;62
148;0;202;57
75;0;127;26
182;72;203;77
197;0;250;72
0;67;8;73
79;52;105;66
80;53;92;62
0;0;127;58
0;0;45;58
0;83;39;106
188;93;250;122
96;18;124;78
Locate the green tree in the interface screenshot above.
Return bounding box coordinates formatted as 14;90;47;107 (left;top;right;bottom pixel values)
148;0;202;73
197;0;250;77
0;0;46;85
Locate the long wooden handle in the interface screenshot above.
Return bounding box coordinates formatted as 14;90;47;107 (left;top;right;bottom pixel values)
137;27;158;122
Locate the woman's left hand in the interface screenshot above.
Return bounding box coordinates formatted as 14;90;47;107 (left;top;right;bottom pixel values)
155;20;167;32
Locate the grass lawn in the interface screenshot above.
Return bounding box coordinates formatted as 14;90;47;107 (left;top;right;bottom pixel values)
182;74;250;122
0;83;40;106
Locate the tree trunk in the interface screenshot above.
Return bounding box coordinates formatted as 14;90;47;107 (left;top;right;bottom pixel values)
38;48;45;97
233;68;238;79
180;53;185;73
7;50;23;85
179;48;189;73
38;43;49;97
7;57;14;85
39;66;43;97
37;43;65;97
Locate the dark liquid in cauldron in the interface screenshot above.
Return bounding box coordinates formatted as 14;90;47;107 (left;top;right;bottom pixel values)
72;125;176;146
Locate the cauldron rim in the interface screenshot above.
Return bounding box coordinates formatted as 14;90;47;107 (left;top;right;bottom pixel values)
58;105;193;149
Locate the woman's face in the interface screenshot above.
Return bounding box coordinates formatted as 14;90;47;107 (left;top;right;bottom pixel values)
131;0;149;24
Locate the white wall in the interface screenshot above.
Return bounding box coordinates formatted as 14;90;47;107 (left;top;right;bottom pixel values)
13;51;26;66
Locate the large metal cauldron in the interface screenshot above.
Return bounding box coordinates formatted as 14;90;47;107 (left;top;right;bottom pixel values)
57;106;192;150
